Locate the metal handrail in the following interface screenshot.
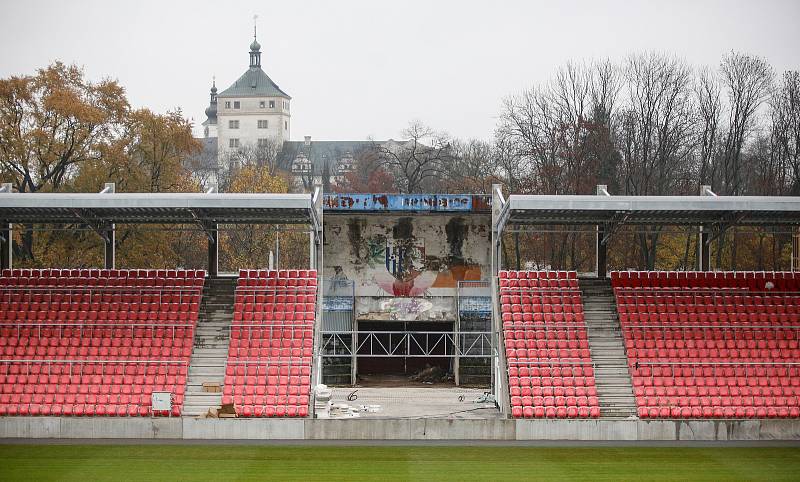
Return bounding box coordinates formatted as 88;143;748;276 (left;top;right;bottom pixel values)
624;324;800;329
634;361;800;366
0;359;187;364
507;359;595;366
0;322;195;328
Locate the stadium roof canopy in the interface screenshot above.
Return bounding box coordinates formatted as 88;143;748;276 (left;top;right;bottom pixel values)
0;192;319;226
497;194;800;228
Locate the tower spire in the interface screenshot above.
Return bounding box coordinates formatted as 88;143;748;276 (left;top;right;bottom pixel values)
249;14;262;68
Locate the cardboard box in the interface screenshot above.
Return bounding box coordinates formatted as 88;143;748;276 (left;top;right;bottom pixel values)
202;382;221;393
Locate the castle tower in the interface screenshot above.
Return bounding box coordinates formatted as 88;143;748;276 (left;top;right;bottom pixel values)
216;24;291;161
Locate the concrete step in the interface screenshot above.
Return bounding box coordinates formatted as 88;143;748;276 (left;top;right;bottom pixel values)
183;281;235;417
581;279;638;419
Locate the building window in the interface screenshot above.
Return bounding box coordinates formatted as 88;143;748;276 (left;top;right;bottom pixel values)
284;101;289;109
285;121;288;129
269;100;275;108
233;101;240;109
228;120;239;129
257;120;268;129
259;101;265;108
258;138;269;147
224;101;231;108
229;138;239;148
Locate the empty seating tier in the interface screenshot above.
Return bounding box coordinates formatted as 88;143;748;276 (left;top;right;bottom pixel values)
613;271;800;419
500;270;600;419
224;269;317;418
0;269;204;416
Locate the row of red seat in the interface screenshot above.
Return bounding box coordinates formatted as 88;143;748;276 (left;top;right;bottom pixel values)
0;327;192;338
1;278;204;288
233;312;315;323
234;303;316;313
614;275;800;292
0;403;180;417
509;385;597;398
617;294;800;306
239;269;317;279
501;313;586;324
235;294;317;304
627;333;799;345
500;271;578;279
2;347;193;359
512;406;601;418
631;365;800;378
2;301;200;312
0;380;186;396
501;303;584;314
1;336;192;347
499;280;579;289
634;381;800;393
2;269;205;278
509;376;596;388
639;406;800;419
1;293;202;304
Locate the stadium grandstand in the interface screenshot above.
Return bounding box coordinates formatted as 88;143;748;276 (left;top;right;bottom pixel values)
1;182;800;441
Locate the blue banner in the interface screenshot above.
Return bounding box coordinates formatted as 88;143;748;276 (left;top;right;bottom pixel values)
324;194;490;212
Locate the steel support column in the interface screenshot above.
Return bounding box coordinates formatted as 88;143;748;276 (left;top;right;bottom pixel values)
0;221;11;271
103;224;115;269
491;183;509;416
699;225;711;271
207;223;219;277
596;224;607;278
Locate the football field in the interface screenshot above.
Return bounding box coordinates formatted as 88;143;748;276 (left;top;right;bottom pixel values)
0;444;799;481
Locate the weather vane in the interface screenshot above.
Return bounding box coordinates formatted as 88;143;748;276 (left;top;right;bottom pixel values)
253;14;258;39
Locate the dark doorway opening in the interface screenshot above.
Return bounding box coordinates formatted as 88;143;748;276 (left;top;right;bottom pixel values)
356;321;453;377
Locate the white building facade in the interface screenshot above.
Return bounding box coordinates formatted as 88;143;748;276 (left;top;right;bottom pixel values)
202;34;291;170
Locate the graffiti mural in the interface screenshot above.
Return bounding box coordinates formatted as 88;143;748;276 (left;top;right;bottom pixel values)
324;215;489;299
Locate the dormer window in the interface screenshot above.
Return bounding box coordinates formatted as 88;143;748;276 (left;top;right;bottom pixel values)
291;153;312;174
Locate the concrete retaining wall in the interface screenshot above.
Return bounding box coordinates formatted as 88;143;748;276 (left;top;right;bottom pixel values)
1;417;800;441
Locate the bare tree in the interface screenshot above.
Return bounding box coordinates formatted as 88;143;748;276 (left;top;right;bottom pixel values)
695;67;723;188
441;139;499;194
770;71;800;195
377;121;453;193
618;52;696;268
719;51;774;195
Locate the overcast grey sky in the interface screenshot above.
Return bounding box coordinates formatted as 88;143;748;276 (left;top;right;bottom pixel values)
1;0;798;141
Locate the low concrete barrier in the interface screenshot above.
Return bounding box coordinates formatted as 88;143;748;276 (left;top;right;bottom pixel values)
1;417;800;441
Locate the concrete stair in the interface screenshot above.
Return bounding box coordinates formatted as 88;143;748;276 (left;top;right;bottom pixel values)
182;277;236;417
580;278;638;419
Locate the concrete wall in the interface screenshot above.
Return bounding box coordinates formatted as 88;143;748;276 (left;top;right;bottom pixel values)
2;417;800;440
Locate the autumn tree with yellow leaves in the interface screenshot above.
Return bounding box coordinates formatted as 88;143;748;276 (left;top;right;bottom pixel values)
219;164;309;271
0;62;204;268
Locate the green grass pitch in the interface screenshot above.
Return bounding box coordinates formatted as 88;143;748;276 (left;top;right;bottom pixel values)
0;445;799;481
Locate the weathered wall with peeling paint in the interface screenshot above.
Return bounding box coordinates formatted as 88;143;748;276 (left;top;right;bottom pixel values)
323;214;490;321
